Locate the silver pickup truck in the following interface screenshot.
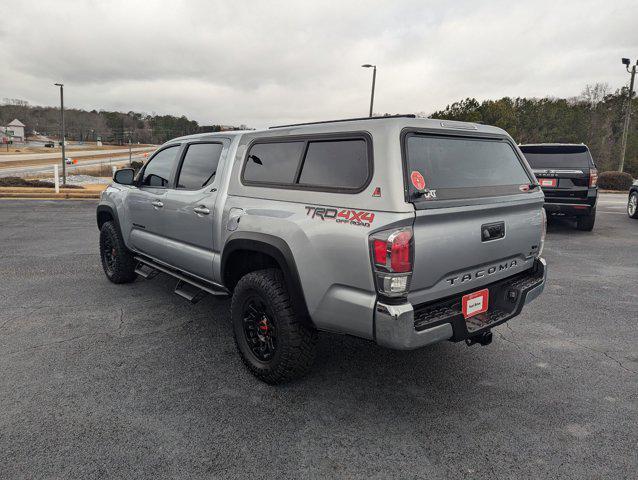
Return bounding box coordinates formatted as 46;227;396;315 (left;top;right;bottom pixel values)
97;115;547;384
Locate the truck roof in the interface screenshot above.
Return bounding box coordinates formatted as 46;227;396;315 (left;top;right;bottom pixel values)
171;116;509;143
519;143;588;148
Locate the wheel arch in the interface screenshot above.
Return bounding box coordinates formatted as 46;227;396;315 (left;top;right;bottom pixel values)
96;204;120;231
221;232;313;327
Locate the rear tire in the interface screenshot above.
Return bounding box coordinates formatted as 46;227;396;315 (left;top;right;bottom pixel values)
231;268;318;384
628;192;638;219
576;209;596;231
99;220;137;283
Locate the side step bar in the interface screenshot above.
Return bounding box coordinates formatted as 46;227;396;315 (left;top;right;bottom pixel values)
134;256;230;302
174;280;206;304
134;264;159;279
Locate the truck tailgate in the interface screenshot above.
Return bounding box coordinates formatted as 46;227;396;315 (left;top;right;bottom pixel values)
408;197;544;306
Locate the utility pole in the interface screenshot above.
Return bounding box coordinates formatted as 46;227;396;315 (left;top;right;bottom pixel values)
619;58;637;173
128;135;132;166
54;83;67;185
361;64;377;117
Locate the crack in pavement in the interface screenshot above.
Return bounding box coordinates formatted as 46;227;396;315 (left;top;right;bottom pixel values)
498;324;636;375
2;319;196;358
117;307;125;335
494;330;568;370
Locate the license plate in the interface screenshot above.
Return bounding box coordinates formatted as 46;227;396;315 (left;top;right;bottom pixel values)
538;178;557;187
462;289;489;319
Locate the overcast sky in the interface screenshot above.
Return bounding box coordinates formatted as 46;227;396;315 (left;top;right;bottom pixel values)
1;0;636;128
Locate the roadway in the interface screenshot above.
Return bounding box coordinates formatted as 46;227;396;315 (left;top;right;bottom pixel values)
0;147;154;163
0;155;148;178
0;193;635;479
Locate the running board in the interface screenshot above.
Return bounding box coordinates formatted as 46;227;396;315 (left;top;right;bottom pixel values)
174;280;206;304
135;263;159;279
133;255;230;299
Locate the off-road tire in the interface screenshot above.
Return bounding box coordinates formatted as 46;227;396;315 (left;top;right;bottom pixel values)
231;268;318;384
576;209;596;231
628;192;638;219
99;220;137;283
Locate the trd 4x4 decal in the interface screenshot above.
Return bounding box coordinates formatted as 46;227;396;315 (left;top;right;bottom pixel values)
305;206;375;227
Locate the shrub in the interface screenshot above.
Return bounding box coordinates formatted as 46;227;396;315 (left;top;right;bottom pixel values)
0;177;82;189
131;160;144;173
597;171;634;191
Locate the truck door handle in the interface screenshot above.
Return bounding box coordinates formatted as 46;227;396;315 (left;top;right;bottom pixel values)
481;221;505;241
193;206;210;215
151;200;164;208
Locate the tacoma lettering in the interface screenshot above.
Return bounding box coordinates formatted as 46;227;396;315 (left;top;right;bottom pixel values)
446;260;518;285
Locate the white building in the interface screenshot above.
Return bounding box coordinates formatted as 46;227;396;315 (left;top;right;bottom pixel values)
1;119;26;143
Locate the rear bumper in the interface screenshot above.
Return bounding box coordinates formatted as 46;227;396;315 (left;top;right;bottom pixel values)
544;202;594;216
543;188;597;216
374;257;546;350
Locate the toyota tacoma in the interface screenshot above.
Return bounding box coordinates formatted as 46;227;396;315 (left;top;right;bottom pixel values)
97;115;547;384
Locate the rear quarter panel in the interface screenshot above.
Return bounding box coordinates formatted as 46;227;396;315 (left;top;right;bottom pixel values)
221;126;411;339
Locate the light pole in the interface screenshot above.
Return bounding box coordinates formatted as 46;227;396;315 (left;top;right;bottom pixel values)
361;64;377;117
619;58;637;173
54;83;66;185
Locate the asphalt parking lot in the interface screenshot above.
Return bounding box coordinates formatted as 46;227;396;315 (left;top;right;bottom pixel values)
0;194;636;479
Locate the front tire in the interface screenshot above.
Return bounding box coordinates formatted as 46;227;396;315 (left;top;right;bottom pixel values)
628;192;638;219
231;269;318;384
99;220;137;283
576;209;596;231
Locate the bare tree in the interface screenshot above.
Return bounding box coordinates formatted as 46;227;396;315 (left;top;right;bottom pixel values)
580;83;610;108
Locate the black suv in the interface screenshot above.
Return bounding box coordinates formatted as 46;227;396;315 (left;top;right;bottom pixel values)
519;144;598;231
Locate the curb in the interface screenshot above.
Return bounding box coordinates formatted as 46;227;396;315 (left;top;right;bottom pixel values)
0;192;100;199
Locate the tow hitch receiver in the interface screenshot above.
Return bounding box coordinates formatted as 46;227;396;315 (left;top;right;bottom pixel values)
465;330;493;347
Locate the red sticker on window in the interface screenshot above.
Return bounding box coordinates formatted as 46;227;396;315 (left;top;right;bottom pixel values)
411;171;426;190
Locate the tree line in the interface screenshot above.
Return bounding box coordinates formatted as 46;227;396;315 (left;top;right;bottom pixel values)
0;99;240;145
2;83;636;176
428;83;637;176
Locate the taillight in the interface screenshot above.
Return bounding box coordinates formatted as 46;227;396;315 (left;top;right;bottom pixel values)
373;239;387;265
589;168;598;188
389;230;412;272
370;227;413;297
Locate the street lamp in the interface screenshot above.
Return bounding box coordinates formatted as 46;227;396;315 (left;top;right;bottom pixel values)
361;64;377;118
54;83;66;185
619;58;637;173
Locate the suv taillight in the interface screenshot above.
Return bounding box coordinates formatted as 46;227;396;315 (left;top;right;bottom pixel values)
370;227;413;297
589;168;598;187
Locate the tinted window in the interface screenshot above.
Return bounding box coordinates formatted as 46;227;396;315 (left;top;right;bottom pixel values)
177;143;223;189
142;146;179;187
406;135;531;200
298;140;368;189
520;145;593;169
244;142;305;184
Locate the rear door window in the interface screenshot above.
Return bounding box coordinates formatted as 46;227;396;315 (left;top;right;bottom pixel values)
519;145;593;169
176;142;224;189
242;136;371;191
405;134;532;200
141;145;180;187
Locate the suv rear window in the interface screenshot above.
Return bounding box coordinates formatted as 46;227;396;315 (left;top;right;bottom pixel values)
405;134;531;200
519;145;593;169
243;137;371;191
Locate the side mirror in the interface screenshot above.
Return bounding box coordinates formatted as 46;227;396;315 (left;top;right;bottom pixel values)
113;168;135;185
